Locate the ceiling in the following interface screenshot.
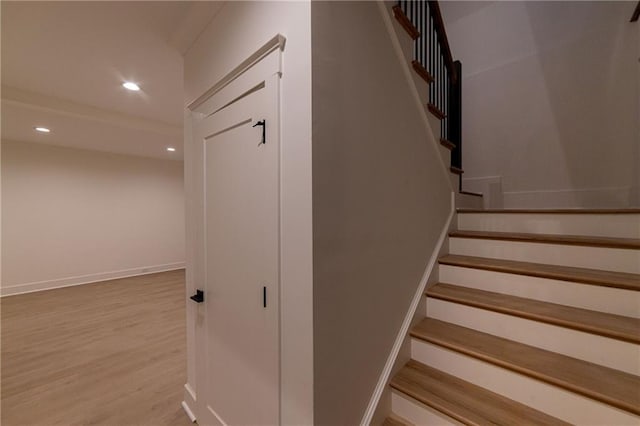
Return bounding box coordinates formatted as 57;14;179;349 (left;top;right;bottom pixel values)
1;1;223;160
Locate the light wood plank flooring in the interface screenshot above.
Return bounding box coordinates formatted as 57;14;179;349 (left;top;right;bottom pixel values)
1;270;192;426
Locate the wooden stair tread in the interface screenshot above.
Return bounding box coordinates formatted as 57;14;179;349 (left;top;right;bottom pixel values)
439;254;640;291
439;138;456;150
457;208;640;214
427;103;446;120
459;190;482;197
392;5;420;40
391;360;570;426
382;415;411;426
427;283;640;343
412;60;434;84
411;318;640;415
449;230;640;250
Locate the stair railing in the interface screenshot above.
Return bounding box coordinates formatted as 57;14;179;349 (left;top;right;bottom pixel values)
631;1;640;22
394;1;463;182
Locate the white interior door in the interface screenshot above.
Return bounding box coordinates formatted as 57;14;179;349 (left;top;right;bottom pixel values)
191;51;280;426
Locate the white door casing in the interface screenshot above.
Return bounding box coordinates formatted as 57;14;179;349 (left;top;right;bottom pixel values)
188;40;283;426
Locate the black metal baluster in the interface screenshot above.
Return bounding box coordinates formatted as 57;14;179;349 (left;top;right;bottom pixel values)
436;42;439;110
429;13;434;105
443;78;447;141
405;1;410;26
446;71;450;140
440;50;444;113
441;47;444;115
424;2;428;73
436;43;439;111
439;36;442;110
411;1;415;29
417;1;422;65
413;4;419;63
433;18;438;107
425;2;429;74
440;49;444;138
451;60;462;172
444;68;451;140
445;71;449;140
417;1;421;62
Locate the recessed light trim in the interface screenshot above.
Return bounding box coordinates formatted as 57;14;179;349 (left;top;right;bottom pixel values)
166;147;176;152
123;82;140;91
34;127;51;133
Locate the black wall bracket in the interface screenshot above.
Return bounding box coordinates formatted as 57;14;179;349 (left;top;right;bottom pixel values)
253;119;266;145
190;289;204;303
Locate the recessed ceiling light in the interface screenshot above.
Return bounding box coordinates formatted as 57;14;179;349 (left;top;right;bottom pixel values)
34;127;51;133
123;82;140;91
166;147;176;152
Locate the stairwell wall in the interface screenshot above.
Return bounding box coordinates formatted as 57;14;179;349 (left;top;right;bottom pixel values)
311;2;451;424
441;1;639;208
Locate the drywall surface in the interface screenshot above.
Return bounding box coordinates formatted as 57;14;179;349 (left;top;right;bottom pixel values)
183;2;313;424
312;2;451;424
1;140;185;294
441;1;639;208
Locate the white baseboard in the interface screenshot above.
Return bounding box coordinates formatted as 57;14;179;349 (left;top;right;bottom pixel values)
0;261;186;297
360;192;455;425
182;383;197;423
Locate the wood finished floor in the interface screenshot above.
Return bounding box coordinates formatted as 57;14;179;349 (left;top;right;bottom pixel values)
1;270;192;426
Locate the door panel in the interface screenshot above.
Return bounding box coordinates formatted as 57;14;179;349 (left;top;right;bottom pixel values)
195;72;280;425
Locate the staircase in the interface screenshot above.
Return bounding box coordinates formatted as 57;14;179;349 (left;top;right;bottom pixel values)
384;209;640;425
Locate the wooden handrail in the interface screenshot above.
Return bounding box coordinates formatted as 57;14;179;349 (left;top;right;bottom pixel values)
631;1;640;22
428;1;457;83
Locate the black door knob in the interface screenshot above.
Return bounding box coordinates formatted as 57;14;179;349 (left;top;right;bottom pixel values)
190;289;204;303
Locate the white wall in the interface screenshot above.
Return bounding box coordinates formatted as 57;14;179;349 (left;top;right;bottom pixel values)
1;140;185;296
183;2;313;424
441;1;639;208
312;2;451;424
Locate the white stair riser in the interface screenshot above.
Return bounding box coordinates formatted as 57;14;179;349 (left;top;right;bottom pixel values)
426;298;640;375
458;213;640;239
411;339;640;425
439;265;640;318
449;238;640;274
391;390;462;426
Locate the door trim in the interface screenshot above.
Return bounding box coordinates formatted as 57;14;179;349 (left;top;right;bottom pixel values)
185;35;284;426
187;34;286;111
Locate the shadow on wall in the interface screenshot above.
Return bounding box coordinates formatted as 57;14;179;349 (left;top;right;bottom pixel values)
443;1;638;208
526;1;638;207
